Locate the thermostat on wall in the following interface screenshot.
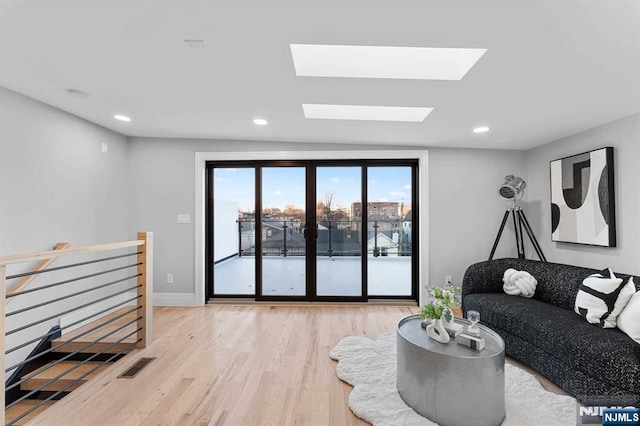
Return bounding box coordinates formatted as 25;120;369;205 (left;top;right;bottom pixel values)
177;214;191;224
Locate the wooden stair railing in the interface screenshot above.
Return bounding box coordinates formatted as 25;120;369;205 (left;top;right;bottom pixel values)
6;242;70;302
0;232;153;426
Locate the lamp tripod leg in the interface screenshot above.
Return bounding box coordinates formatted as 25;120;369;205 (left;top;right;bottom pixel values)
517;209;527;258
489;210;510;261
518;210;547;262
511;209;524;259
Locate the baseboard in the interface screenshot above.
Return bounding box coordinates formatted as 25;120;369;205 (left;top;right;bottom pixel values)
59;291;137;335
154;292;199;307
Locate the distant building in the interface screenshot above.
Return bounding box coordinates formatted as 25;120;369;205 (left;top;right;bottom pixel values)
261;222;306;256
367;231;399;256
403;210;412;244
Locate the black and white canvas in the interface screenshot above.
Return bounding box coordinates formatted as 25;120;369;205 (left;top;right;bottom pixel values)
550;147;616;246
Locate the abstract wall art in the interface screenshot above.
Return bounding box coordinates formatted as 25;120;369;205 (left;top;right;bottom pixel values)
550;147;616;246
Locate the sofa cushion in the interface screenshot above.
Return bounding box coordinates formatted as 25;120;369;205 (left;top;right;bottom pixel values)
464;292;640;395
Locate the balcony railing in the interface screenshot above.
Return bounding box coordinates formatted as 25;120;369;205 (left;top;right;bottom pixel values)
236;219;411;258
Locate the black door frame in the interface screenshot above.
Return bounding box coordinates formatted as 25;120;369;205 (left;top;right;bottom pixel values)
205;159;419;303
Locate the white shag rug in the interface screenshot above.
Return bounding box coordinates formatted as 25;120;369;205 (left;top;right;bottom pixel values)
329;333;576;426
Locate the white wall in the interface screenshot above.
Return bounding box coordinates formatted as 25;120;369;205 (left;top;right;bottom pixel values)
428;148;527;286
524;113;640;274
128;138;421;297
128;137;526;303
8;81;631;311
0;86;130;255
0;86;132;376
7;84;632;310
214;199;239;262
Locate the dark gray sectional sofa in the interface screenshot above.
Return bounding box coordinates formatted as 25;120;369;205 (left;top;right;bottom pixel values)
462;258;640;404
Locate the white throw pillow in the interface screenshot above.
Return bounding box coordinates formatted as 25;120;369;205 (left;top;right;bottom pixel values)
617;290;640;344
503;268;537;298
574;269;635;328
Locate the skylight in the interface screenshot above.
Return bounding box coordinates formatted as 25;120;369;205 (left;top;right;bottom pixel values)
290;44;487;80
302;104;433;122
113;114;131;122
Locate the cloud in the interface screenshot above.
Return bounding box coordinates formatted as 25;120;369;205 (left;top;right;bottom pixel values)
331;178;341;183
404;184;411;190
390;191;408;197
218;190;246;196
214;176;229;182
274;190;283;197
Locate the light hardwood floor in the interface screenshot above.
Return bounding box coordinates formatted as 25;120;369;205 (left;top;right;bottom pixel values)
27;305;565;425
28;305;417;426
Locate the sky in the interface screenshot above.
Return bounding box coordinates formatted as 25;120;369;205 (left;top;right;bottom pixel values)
213;166;412;213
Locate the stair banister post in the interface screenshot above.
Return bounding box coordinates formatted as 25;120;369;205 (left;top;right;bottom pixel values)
137;232;153;348
1;264;6;425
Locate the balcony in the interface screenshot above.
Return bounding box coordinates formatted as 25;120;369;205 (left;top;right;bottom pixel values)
213;220;413;297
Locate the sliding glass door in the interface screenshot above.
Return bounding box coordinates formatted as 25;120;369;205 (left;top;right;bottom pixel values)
315;166;363;297
210;166;256;295
367;166;413;297
260;167;307;296
206;160;417;302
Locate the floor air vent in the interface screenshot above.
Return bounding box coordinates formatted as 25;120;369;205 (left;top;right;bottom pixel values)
118;357;156;379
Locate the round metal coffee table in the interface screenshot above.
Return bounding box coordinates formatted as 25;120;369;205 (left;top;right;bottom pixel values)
396;315;505;426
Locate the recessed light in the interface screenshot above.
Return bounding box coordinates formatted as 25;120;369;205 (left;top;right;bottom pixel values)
114;114;131;122
290;44;487;80
473;126;490;133
66;88;90;99
302;104;433;122
184;39;205;48
253;118;268;126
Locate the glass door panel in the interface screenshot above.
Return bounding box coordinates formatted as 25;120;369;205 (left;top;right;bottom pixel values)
212;167;255;295
315;167;362;296
260;167;306;296
367;166;412;296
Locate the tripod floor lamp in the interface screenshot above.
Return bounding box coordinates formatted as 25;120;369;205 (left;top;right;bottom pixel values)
489;175;547;262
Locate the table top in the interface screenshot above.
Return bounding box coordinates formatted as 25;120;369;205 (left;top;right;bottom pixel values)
397;315;504;359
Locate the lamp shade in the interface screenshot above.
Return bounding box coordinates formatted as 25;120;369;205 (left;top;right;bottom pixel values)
498;175;526;200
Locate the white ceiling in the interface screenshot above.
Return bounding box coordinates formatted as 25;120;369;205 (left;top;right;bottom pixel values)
0;0;638;149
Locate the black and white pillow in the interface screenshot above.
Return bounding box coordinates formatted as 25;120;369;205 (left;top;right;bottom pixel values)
574;268;636;329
